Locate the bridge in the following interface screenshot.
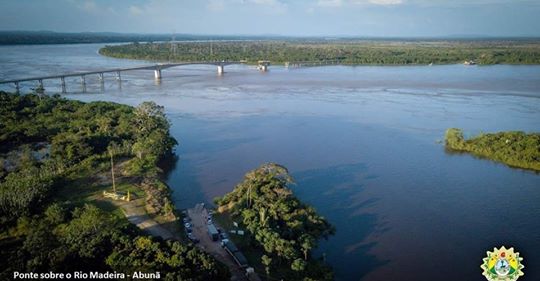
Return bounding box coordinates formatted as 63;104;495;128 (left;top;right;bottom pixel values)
0;61;269;93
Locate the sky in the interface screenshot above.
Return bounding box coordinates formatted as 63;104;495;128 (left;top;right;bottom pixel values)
0;0;539;37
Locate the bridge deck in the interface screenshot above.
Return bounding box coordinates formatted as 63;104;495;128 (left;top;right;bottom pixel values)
0;61;242;84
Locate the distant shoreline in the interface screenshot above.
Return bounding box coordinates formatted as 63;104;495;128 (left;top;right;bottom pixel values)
2;31;540;45
98;40;540;66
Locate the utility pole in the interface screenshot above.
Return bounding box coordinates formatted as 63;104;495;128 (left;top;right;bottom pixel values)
170;29;176;61
109;148;116;193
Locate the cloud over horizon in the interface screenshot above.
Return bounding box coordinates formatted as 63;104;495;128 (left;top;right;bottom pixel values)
0;0;538;37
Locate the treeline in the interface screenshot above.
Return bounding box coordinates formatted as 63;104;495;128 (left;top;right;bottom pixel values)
445;128;540;171
0;31;171;45
99;40;540;65
0;92;230;280
215;163;335;280
0;31;287;45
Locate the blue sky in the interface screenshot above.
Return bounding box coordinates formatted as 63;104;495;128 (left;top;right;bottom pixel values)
0;0;539;37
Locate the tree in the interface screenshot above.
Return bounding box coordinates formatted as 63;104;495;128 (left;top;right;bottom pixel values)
300;234;315;261
261;255;272;277
291;258;306;272
133;101;168;137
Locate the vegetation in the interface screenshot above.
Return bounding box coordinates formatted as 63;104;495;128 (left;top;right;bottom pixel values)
215;163;335;281
445;128;540;171
0;31;176;45
100;40;540;65
0;92;230;280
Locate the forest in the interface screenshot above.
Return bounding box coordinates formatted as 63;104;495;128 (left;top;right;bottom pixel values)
0;92;230;280
99;39;540;65
445;128;540;171
215;163;335;281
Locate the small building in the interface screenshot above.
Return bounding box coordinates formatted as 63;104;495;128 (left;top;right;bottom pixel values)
207;224;219;241
257;60;270;72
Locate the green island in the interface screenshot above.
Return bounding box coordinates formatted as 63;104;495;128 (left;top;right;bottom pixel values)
99;40;540;65
0;92;230;280
445;128;540;171
214;163;335;281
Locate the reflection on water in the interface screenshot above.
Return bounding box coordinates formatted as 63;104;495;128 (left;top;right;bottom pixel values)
1;44;540;281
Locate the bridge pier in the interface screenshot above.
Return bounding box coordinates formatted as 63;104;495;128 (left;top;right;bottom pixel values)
98;73;105;91
81;75;86;93
217;65;225;75
154;69;162;80
14;82;20;93
116;71;121;81
38;79;44;89
60;77;66;93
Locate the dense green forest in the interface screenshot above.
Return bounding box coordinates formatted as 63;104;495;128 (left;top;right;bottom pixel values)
0;92;230;280
99;40;540;65
215;163;335;281
445;128;540;171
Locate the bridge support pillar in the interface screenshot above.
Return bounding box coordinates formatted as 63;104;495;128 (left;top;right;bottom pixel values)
38;79;44;88
154;69;162;80
98;73;104;91
217;65;224;75
14;82;20;93
81;75;86;93
116;71;121;81
60;77;66;93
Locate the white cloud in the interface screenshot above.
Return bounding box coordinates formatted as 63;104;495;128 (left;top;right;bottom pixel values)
349;0;404;5
207;0;226;11
206;0;287;12
79;0;97;12
368;0;403;5
317;0;343;7
317;0;403;7
129;5;143;16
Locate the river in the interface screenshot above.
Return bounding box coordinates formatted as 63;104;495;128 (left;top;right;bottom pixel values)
1;43;539;281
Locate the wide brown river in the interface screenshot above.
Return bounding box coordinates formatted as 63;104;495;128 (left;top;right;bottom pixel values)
1;43;539;281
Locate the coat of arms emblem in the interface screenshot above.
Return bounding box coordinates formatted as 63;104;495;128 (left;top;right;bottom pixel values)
481;246;524;281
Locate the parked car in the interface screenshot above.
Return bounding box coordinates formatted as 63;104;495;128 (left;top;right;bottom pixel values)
182;217;190;223
184;222;192;228
220;232;228;240
186;227;192;233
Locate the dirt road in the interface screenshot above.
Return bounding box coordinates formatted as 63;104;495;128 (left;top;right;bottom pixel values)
188;203;250;281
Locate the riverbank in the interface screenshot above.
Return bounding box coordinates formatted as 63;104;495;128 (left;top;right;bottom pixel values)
99;40;540;65
0;92;230;280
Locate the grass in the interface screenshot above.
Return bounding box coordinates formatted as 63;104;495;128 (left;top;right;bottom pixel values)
55;159;147;219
